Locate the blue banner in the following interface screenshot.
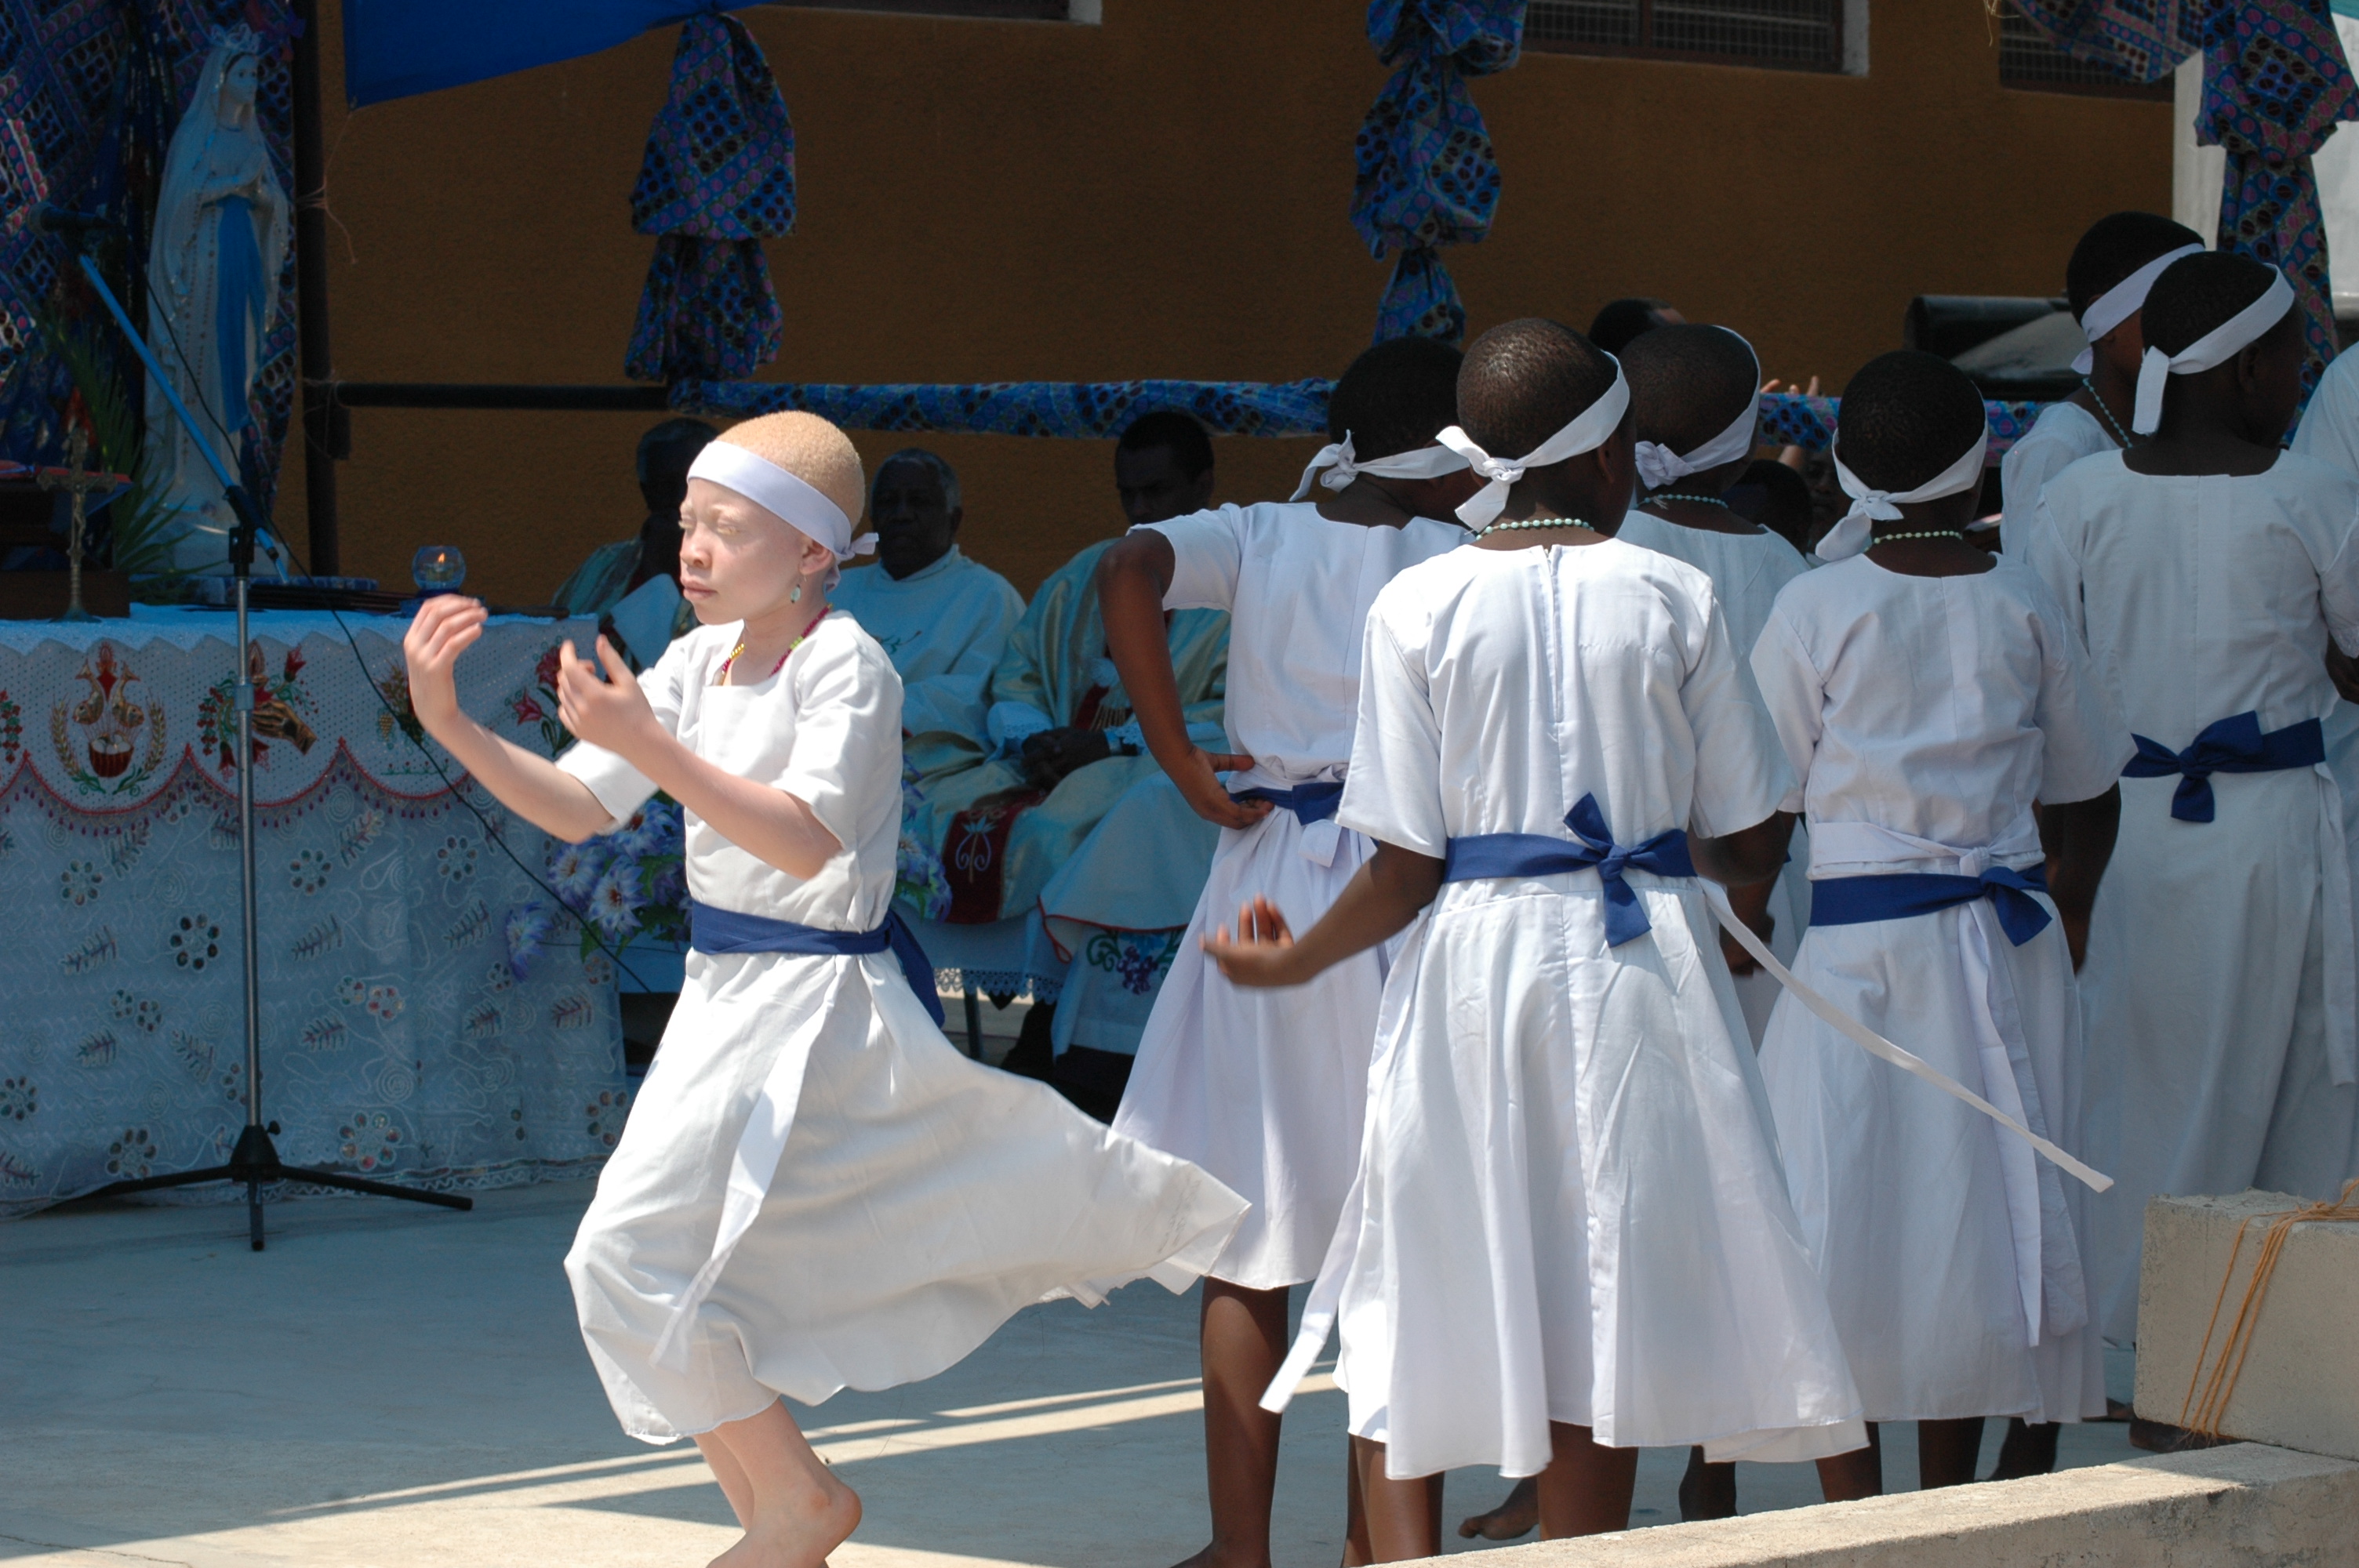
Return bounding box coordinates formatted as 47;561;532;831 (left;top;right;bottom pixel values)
343;0;762;106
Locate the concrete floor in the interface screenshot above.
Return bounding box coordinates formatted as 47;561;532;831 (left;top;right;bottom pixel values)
0;1178;2136;1568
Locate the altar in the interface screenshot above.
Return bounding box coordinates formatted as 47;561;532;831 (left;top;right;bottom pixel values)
0;607;627;1217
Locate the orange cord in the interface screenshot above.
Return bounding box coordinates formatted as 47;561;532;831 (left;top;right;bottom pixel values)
2178;1177;2359;1439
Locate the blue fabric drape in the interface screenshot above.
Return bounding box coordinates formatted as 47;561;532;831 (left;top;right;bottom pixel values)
1350;1;1524;345
1230;782;1347;824
341;0;763;107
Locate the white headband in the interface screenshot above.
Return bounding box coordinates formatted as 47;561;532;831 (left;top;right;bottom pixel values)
1632;334;1763;492
2073;242;2205;376
686;441;872;561
1289;434;1470;501
1819;425;1990;562
1436;362;1631;530
2131;269;2295;435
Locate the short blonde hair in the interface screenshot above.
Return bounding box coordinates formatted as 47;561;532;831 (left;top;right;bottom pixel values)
716;412;865;525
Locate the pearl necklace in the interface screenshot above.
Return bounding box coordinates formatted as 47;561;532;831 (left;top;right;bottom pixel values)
1644;493;1731;510
1479;516;1591;536
2081;376;2139;449
1872;529;1966;544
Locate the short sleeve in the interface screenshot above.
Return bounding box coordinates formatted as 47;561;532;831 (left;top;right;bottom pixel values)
2018;488;2088;652
1747;599;1824;818
2310;482;2359;654
2294;352;2359;483
555;633;695;829
1336;599;1447;857
1142;508;1244;613
2023;572;2135;804
1999;431;2085;558
780;636;902;853
1679;583;1795;839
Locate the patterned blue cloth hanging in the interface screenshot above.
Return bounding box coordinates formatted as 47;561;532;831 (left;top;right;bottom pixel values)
1350;2;1523;345
624;12;794;385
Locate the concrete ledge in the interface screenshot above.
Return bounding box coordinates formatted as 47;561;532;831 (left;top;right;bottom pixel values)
1453;1444;2358;1567
2135;1190;2359;1462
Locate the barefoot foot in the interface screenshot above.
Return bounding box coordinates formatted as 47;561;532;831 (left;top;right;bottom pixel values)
709;1472;861;1568
1456;1475;1538;1541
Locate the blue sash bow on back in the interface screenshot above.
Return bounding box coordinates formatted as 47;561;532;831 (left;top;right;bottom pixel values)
689;901;945;1027
1230;781;1347;824
1810;864;2053;947
1441;793;1694;946
2121;711;2324;823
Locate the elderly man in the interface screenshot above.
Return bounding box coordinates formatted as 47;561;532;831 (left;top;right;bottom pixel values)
832;448;1024;740
904;412;1229;1115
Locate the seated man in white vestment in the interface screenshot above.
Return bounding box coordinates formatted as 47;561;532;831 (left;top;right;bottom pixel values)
830;448;1025;742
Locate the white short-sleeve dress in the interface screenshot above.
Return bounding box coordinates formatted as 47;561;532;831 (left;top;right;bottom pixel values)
558;616;1247;1443
1292;539;1863;1481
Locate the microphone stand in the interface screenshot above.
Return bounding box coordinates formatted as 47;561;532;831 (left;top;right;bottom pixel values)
67;248;470;1249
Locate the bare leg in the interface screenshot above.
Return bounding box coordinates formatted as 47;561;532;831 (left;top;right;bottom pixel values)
1351;1436;1444;1563
1816;1421;1882;1502
1456;1475;1539;1541
696;1432;756;1527
702;1399;861;1568
1341;1437;1371;1567
1172;1279;1289;1568
1677;1446;1738;1521
1532;1422;1637;1538
1917;1417;1986;1490
1988;1417;2061;1479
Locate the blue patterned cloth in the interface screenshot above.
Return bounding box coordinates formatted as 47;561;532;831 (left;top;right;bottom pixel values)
1352;1;1523;344
624;12;795;385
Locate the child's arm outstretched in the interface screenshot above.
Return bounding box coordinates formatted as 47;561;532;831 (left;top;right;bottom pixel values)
1203;840;1445;988
404;595;615;842
404;596;844;877
1096;531;1270;831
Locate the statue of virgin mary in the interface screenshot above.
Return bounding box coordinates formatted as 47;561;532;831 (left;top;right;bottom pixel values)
144;29;289;571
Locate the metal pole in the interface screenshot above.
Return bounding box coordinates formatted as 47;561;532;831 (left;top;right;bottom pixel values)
235;563;263;1249
289;0;340;575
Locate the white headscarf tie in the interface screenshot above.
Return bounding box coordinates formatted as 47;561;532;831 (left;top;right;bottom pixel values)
1819;424;1990;562
2130;268;2295;435
2072;243;2205;376
1632;332;1762;492
1289;434;1470;501
1435;362;1631;530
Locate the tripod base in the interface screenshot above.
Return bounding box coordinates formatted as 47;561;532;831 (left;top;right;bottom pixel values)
81;1123;471;1250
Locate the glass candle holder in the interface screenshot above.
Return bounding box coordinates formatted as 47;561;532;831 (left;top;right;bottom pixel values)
412;545;467;594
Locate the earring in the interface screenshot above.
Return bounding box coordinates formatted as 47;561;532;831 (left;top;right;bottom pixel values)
790;581;803;604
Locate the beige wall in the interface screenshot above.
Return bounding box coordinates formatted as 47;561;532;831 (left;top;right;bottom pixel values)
287;1;2168;602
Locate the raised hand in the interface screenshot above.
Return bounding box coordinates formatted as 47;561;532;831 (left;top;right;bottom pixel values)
402;594;489;739
1166;746;1272;831
557;635;661;759
1201;895;1300;988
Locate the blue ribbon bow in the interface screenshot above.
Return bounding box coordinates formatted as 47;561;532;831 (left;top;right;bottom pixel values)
689;901;944;1027
1230;781;1347;824
2121;711;2324;824
1809;865;2054;948
1441;793;1694;946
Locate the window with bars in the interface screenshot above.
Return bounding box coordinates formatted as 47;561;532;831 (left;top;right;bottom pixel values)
1997;11;2172;99
1524;0;1844;72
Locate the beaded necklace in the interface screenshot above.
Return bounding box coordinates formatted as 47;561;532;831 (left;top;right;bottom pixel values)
718;607;831;684
1870;529;1966;544
1643;492;1731;510
1478;515;1591;536
2081;376;2139;449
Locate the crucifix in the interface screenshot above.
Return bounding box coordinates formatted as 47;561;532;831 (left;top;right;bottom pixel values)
36;425;105;623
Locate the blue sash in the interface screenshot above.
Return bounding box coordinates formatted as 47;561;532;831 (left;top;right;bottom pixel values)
2121;711;2324;823
1230;781;1346;825
688;901;945;1027
1440;793;1693;947
1810;864;2053;947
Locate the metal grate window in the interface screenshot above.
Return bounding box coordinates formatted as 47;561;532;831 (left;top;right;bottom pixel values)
1525;1;1842;72
1997;10;2173;100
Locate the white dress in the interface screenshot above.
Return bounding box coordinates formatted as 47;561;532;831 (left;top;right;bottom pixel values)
1314;539;1863;1480
1750;555;2130;1424
2024;452;2359;1345
1617;509;1815;1042
1111;502;1466;1290
1997;401;2113;558
557;618;1247;1442
2292;344;2359;482
829;547;1025;739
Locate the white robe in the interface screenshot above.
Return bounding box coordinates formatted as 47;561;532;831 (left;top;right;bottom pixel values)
1997;401;2114;557
1617;509;1815;1042
1750;555;2130;1424
556;618;1246;1442
1112;502;1467;1290
830;547;1025;740
2024;452;2359;1346
2291;345;2359;482
1318;539;1863;1479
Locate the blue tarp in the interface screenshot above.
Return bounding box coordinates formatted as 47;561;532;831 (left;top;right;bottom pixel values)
343;0;762;106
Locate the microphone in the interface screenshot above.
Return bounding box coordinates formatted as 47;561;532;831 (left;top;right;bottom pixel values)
37;206;122;236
